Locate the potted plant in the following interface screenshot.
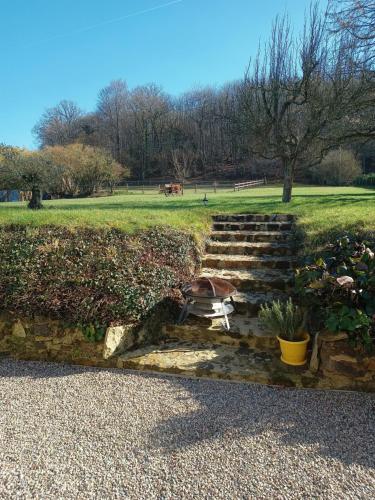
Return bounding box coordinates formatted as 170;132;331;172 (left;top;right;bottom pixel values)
258;298;310;366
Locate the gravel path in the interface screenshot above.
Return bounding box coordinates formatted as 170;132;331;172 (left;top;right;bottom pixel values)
0;358;374;499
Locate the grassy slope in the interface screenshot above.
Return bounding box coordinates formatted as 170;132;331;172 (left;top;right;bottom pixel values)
0;185;374;249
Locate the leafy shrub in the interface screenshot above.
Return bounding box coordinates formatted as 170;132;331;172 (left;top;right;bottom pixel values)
295;237;375;351
258;298;304;341
42;144;128;197
0;225;199;327
354;173;375;187
80;323;106;342
309;149;361;186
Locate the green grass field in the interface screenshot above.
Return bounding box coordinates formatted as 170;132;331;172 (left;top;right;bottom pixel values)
0;185;374;249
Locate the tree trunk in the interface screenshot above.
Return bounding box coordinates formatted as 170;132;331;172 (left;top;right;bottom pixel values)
282;160;294;203
28;187;43;210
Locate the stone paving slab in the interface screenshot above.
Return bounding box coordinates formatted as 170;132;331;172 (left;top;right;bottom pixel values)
233;290;289;314
202;253;296;270
164;315;278;349
212;213;296;222
118;341;308;385
117;341;375;392
201;267;294;291
206;240;294;256
210;230;294;242
212;221;294;231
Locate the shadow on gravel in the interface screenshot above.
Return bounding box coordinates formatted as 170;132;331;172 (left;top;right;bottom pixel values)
2;358;374;469
150;376;375;468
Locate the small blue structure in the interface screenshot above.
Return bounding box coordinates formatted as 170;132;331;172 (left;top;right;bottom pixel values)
0;190;22;202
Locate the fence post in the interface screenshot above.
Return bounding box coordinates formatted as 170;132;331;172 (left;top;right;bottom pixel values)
233;184;236;192
213;181;217;193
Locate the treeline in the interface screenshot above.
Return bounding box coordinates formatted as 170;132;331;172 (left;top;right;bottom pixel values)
33;75;375;186
33;82;253;181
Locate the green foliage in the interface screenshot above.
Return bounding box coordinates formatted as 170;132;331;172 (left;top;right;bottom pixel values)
295;236;375;351
0;144;22;190
42;144;128;197
354;173;375;187
325;306;373;351
0;225;199;327
258;298;304;341
80;323;106;342
0;148;50;190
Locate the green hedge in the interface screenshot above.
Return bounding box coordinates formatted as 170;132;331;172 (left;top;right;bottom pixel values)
0;225;199;326
354;173;375;187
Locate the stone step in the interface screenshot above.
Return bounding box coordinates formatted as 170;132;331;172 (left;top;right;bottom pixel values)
116;341;311;387
210;230;294;243
163;315;279;350
206;241;294;256
212;221;293;232
202;254;297;270
201;268;294;292
212;214;295;223
233;291;289;315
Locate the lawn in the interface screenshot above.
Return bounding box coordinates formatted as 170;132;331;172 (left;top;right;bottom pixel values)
0;184;374;250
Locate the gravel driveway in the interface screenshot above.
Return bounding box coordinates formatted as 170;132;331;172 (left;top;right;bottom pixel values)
0;358;374;499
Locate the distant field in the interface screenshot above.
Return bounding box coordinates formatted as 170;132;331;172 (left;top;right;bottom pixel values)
0;185;374;250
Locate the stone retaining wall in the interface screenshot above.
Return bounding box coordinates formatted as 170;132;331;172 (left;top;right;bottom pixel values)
1;312;375;391
0;313;138;368
310;331;375;392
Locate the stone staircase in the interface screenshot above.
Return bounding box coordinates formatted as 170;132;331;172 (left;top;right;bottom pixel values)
116;214;314;387
201;214;296;313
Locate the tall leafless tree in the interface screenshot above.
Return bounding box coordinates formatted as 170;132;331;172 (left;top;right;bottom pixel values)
97;80;128;163
240;4;374;202
33;100;83;147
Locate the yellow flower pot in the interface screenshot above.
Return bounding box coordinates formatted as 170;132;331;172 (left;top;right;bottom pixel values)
277;333;310;366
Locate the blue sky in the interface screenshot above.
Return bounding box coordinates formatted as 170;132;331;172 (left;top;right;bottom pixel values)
1;0;315;149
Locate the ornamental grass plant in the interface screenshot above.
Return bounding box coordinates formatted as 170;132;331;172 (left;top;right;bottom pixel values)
258;298;304;342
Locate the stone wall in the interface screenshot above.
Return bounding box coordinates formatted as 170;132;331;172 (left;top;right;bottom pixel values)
2;312;375;392
0;313;139;368
312;331;375;392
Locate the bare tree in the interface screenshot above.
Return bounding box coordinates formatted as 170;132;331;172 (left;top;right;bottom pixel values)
328;0;375;65
127;84;171;179
97;80;129;163
33;100;83;147
240;4;374;202
171;148;196;181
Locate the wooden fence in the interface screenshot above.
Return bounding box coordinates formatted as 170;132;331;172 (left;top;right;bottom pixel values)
112;178;268;194
233;178;267;191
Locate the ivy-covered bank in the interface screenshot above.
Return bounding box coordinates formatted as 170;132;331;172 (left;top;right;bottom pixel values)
0;225;200;331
